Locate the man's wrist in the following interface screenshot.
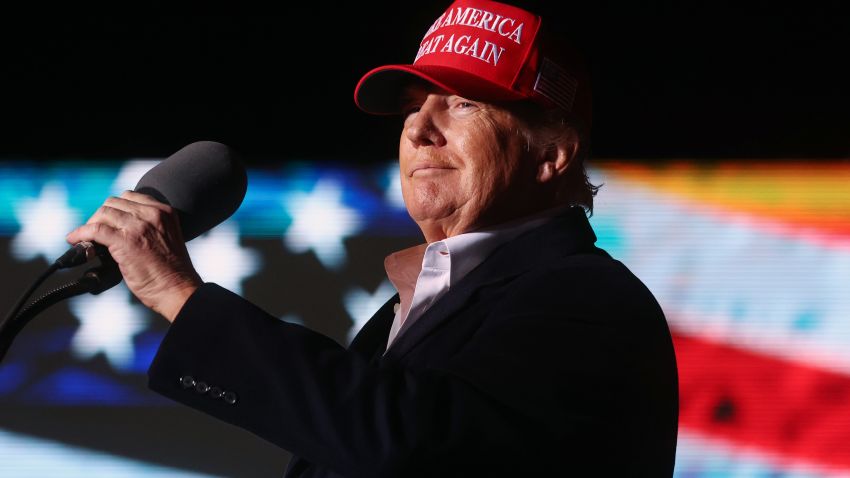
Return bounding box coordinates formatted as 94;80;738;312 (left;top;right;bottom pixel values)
156;279;202;323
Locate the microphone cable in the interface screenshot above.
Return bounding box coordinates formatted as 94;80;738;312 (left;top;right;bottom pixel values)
0;243;120;364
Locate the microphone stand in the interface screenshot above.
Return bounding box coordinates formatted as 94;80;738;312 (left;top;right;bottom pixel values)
0;245;122;364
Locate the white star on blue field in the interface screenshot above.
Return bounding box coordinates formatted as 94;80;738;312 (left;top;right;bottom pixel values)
281;178;363;270
188;220;260;295
344;280;397;344
69;285;148;371
11;181;81;262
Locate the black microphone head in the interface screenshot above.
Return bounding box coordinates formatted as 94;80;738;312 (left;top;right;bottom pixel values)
134;141;247;241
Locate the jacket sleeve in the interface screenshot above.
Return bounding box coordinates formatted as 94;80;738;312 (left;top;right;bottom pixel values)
147;281;640;477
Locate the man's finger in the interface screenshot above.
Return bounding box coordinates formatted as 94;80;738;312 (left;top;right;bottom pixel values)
66;222;122;246
103;195;155;214
86;204;135;228
102;196;135;211
120;190;170;210
100;195;175;228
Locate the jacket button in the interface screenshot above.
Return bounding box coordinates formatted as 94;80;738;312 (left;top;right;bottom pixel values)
209;387;224;399
180;376;195;389
195;381;210;394
223;391;238;405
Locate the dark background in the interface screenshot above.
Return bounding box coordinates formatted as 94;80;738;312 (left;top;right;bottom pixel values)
1;5;849;162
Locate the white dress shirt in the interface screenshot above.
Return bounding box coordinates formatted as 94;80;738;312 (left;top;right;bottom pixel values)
384;206;568;350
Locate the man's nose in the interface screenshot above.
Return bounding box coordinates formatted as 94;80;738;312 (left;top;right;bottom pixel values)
405;102;447;147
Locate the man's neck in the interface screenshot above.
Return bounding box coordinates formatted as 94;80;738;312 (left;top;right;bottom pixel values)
416;201;565;243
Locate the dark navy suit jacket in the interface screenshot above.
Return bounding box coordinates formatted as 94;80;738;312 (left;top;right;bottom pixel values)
148;208;679;477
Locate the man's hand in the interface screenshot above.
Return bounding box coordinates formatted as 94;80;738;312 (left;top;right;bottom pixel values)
66;190;202;322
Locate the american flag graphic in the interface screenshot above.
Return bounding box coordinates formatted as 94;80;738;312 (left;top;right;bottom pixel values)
0;159;847;476
592;162;850;477
533;57;579;113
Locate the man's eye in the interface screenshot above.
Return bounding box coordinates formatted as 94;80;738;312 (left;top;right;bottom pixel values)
453;101;479;112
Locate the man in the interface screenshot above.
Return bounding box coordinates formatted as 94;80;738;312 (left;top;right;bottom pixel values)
66;0;678;476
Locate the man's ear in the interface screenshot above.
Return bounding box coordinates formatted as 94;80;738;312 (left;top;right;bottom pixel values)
536;128;580;184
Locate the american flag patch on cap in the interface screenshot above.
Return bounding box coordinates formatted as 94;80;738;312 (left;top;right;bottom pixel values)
533;58;578;112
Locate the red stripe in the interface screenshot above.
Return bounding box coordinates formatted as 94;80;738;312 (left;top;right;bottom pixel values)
675;332;850;470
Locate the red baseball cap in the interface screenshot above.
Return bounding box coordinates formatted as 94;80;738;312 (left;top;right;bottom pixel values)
354;0;591;128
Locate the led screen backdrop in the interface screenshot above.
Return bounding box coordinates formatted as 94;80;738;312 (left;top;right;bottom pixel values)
0;159;848;477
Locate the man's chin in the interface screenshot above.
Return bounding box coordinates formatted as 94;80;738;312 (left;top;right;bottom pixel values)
407;208;452;224
407;205;477;240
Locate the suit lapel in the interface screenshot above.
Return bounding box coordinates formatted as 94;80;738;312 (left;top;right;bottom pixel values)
383;207;597;362
348;293;398;363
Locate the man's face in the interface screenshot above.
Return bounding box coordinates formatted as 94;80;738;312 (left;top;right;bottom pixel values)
398;83;540;241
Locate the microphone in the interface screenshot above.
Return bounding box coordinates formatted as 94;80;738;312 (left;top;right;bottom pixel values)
1;141;246;362
134;141;247;241
56;141;248;290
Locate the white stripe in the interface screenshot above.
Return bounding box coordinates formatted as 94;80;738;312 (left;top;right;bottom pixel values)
675;430;849;477
589;167;850;375
0;428;215;477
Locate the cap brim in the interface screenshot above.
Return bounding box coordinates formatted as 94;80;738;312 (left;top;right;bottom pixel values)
354;64;525;115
